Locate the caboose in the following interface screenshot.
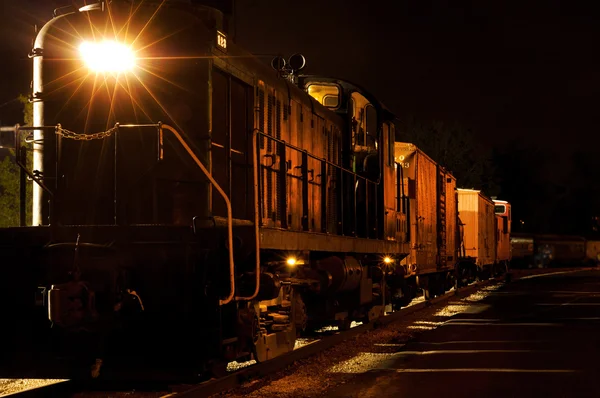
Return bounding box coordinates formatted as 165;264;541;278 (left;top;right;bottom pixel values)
0;0;416;380
494;199;512;273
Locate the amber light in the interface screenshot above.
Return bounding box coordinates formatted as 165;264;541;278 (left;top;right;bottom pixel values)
286;257;298;266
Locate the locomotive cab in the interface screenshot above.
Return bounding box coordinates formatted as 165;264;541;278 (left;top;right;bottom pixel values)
299;76;407;243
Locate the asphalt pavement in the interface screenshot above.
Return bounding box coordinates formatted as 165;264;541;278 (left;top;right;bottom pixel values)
322;269;600;398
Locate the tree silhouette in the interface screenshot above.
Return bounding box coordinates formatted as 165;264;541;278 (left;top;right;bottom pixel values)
398;116;500;197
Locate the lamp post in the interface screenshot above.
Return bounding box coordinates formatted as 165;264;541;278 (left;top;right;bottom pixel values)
30;2;105;226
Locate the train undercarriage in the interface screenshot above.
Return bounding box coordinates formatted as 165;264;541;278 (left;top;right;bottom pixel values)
0;226;501;382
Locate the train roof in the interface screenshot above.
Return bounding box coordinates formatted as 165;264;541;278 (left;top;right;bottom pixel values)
219;42;344;126
457;188;496;205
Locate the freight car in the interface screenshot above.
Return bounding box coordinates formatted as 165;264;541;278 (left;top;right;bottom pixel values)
0;0;420;380
510;233;587;268
535;235;586;267
394;143;457;301
509;233;535;268
585;240;600;265
457;189;497;279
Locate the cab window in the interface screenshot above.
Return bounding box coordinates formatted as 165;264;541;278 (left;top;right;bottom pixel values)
306;83;340;108
350;92;377;151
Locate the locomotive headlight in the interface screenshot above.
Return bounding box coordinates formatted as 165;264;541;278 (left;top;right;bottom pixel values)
79;40;136;73
383;256;394;264
286;257;298;267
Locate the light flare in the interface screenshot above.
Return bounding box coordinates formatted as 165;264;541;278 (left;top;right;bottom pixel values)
79;40;136;72
287;257;297;266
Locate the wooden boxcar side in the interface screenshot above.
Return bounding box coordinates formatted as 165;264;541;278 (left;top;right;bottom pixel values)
395;143;456;275
444;169;458;266
457;189;496;269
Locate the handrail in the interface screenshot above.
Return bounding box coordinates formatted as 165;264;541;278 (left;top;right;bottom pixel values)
4;121;255;304
256;128;381;237
255;129;380;185
234;129;262;301
160;124;236;306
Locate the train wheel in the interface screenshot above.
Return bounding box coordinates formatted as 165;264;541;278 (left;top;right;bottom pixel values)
445;272;455;293
436;273;448;296
418;275;432;300
424;273;446;298
455;263;469;288
338;317;352;331
423;287;432;300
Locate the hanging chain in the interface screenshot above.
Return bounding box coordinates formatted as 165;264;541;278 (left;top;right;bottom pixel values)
55;123;119;141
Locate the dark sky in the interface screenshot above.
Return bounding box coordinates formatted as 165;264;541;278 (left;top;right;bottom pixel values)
235;0;598;152
0;0;599;234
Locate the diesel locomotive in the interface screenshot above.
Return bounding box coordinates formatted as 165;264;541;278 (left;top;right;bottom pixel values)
0;0;510;380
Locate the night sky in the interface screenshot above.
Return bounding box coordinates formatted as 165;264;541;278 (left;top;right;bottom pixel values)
0;0;598;235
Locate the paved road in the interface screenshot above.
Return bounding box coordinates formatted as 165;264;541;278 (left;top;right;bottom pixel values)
323;269;600;398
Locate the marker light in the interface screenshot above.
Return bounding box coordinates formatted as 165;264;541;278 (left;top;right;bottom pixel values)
384;256;393;264
286;257;297;266
79;40;136;72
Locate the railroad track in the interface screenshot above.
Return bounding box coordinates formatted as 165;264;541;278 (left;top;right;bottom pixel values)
170;275;509;398
4;380;73;398
7;267;595;398
4;379;177;398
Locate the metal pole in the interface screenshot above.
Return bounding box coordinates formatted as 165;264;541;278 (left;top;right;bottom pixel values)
30;2;104;226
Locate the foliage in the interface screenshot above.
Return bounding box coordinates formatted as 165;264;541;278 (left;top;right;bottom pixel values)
0;95;33;227
0;155;21;226
398;116;500;197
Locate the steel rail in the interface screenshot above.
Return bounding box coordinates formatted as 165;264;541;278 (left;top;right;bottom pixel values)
171;267;599;397
171;274;509;397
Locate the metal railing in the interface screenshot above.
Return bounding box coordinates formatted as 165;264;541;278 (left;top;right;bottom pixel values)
1;122;259;306
255;129;381;239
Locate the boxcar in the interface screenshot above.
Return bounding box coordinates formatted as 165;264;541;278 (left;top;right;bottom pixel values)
457;189;496;276
395;143;457;299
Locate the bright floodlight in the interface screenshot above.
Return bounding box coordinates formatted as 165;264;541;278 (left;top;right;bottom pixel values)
384;256;393;264
79;40;135;72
